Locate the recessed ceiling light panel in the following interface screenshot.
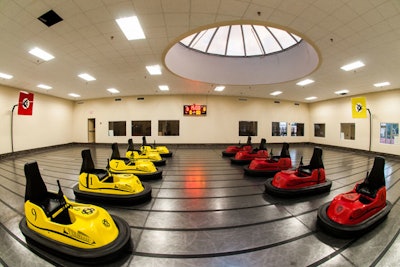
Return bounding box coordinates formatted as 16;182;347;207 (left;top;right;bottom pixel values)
305;96;317;100
107;88;120;94
68;93;80;97
37;84;52;89
373;81;390;87
334;89;349;95
0;72;13;79
340;60;365;71
270;91;282;96
116;16;145;40
214;86;225;92
296;79;314;86
146;65;162;75
158;85;169;91
78;73;96;81
29;47;54;61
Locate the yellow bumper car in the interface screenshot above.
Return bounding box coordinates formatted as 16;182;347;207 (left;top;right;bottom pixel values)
141;136;173;157
19;161;132;264
126;138;166;166
109;143;162;180
74;149;152;203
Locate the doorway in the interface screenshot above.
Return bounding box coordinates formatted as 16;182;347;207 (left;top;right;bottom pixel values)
88;118;95;143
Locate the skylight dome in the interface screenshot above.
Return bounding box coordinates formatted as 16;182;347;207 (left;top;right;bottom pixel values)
180;24;302;57
165;22;319;86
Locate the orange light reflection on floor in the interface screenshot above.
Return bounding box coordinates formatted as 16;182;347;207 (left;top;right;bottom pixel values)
183;167;207;198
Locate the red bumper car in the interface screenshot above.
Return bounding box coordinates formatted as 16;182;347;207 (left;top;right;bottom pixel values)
230;138;268;165
222;136;252;157
264;147;331;197
317;156;392;237
244;142;292;177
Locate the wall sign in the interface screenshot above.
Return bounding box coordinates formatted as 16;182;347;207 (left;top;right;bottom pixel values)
183;104;207;116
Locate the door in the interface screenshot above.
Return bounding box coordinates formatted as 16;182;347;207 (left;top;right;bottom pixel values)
88;118;95;143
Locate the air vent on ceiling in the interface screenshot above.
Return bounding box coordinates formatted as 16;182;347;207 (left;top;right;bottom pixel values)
115;98;122;101
137;97;144;100
238;98;248;101
38;10;63;27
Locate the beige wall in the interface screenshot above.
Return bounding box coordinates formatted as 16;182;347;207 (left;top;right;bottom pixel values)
72;95;310;144
309;89;400;155
1;83;399;156
0;85;74;154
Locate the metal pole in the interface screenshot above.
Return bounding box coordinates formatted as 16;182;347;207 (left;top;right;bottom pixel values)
367;108;371;152
11;104;18;152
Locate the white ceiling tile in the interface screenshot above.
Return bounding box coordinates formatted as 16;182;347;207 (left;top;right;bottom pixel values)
362;7;385;25
217;0;250;17
161;0;190;13
84;6;112;24
164;13;189;27
72;0;104;12
133;0;163;14
191;0;220;13
0;0;399;102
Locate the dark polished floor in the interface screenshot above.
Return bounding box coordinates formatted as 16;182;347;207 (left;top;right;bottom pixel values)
0;144;399;267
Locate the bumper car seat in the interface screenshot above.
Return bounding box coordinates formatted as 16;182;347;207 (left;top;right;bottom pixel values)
317;156;392;237
109;143;162;180
73;149;152;204
265;147;332;197
141;136;172;157
244;142;292;177
126;138;166;166
222;136;252;157
230;138;268;165
20;161;132;264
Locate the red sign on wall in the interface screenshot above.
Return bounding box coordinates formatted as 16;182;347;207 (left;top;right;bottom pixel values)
18;91;34;115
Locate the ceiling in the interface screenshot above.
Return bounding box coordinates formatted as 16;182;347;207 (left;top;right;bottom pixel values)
0;0;399;103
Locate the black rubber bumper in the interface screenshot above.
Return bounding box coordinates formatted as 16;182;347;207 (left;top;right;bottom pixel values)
73;182;152;205
160;152;172;157
230;158;252;165
222;151;236;157
243;165;279;177
19;215;132;265
317;201;392;237
135;169;163;180
152;159;167;166
264;178;332;197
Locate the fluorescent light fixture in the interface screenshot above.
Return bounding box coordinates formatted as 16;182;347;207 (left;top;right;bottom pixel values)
37;84;52;90
335;89;349;95
0;72;13;79
214;86;225;92
146;65;162;75
340;60;365;71
29;47;54;61
158;85;169;91
68;93;80;97
78;73;96;81
270;91;282;96
296;79;314;86
374;81;390;87
107;88;120;94
116;16;145;40
305;96;317;100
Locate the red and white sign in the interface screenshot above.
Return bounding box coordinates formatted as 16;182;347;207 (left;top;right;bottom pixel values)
17;91;34;115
